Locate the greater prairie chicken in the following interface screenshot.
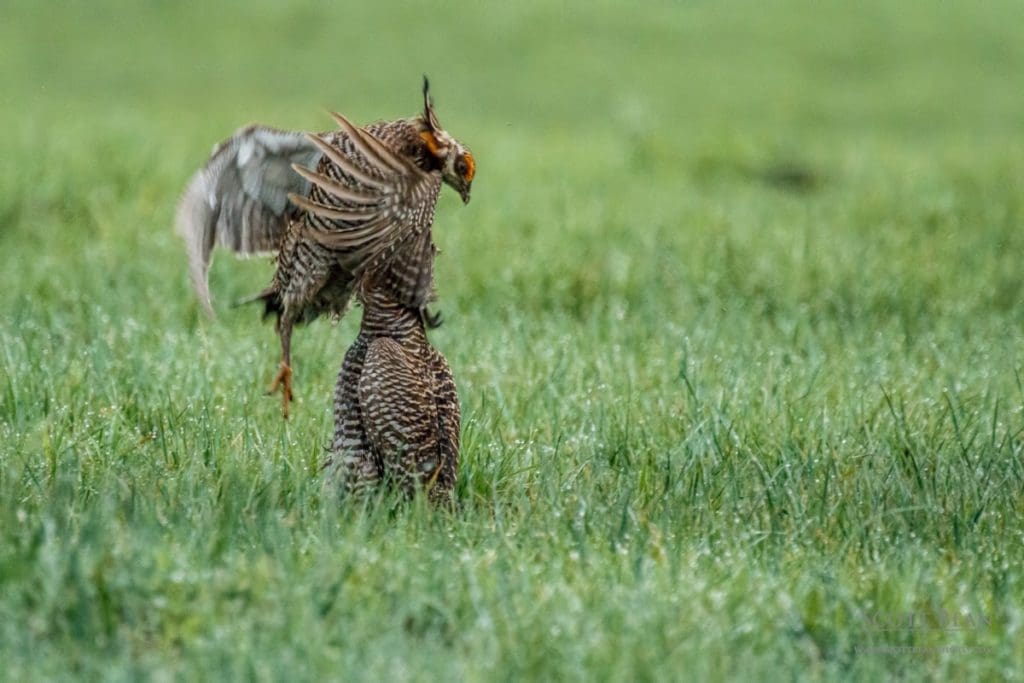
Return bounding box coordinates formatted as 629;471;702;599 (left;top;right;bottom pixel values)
325;281;460;505
175;78;475;416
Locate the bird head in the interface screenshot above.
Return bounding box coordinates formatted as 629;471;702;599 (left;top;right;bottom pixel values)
418;77;475;203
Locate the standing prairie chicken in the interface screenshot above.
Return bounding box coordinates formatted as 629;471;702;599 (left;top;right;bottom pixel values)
324;274;461;505
175;78;475;416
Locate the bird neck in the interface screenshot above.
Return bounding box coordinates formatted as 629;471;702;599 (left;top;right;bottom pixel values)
357;287;426;340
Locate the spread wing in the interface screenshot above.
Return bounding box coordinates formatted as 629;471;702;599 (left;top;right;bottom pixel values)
288;113;442;308
175;125;321;315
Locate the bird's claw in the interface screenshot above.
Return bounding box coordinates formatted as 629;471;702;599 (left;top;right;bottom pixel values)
267;362;294;418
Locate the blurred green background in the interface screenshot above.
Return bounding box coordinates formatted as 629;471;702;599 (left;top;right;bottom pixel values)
1;1;1023;679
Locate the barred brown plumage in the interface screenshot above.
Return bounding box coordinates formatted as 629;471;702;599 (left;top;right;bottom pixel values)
324;284;460;504
316;84;467;504
175;78;475;417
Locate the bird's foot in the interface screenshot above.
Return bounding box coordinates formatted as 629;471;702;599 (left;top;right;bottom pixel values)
267;362;293;418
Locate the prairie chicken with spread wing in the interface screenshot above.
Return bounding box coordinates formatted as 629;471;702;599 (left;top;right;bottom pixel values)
175;78;475;416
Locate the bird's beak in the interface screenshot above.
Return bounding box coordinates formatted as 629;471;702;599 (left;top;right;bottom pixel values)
459;186;471;204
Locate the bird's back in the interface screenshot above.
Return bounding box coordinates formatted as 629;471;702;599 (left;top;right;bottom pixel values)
327;283;459;501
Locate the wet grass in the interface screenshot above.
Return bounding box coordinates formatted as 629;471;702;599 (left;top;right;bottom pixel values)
1;0;1023;679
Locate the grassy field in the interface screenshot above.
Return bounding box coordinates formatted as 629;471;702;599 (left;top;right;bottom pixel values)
2;0;1023;679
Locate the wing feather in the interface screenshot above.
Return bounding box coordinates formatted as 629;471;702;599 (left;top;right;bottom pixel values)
289;164;379;205
287;192;382;222
175;126;320;315
329;112;416;176
304;133;387;190
293;118;442;308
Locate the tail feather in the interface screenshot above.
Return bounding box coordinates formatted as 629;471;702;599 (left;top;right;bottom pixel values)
233;287;282;322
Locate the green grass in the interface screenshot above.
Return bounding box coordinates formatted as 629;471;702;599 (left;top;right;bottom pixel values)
2;0;1023;679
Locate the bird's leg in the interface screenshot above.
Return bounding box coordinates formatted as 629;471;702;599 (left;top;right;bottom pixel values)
268;361;293;417
267;315;294;418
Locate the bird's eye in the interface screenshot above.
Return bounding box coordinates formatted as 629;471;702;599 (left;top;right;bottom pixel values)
455;152;475;181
